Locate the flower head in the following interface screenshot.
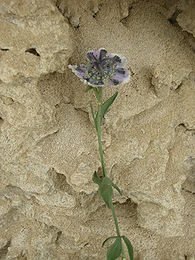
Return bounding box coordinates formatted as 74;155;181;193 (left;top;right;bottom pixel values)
68;48;130;87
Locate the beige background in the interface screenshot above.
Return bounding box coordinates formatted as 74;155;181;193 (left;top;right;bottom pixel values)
0;0;194;259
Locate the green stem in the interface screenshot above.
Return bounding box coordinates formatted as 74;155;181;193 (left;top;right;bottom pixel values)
95;88;106;177
110;203;126;259
110;203;120;237
93;88;125;259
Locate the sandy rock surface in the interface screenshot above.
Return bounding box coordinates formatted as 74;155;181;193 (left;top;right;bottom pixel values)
0;0;194;259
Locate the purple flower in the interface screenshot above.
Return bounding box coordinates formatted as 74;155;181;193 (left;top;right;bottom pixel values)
68;48;130;87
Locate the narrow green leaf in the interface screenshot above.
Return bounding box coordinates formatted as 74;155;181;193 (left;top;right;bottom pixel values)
85;85;93;92
100;176;122;196
107;237;122;260
102;236;118;247
122;236;134;260
101;92;118;118
111;182;122;196
92;171;102;186
99;177;113;208
90;103;97;130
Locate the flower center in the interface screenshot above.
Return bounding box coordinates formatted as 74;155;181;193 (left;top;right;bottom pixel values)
86;59;115;82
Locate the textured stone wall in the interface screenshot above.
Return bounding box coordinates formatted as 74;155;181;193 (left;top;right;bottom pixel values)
0;0;194;259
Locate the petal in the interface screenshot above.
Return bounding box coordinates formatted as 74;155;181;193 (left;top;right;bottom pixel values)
115;68;128;75
68;64;87;79
68;64;91;85
99;48;107;61
106;52;127;68
115;56;126;68
87;48;107;62
87;77;104;87
87;50;100;62
109;68;130;86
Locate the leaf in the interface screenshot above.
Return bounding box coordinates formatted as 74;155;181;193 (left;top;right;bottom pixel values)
92;171;102;186
100;176;122;196
107;237;122;260
90;103;97;130
85;85;93;92
122;236;134;260
102;236;118;247
97;176;122;196
99;177;113;208
111;182;122;196
101;92;118;118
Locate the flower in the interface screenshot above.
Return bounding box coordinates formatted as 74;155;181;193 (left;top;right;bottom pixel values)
68;48;130;87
